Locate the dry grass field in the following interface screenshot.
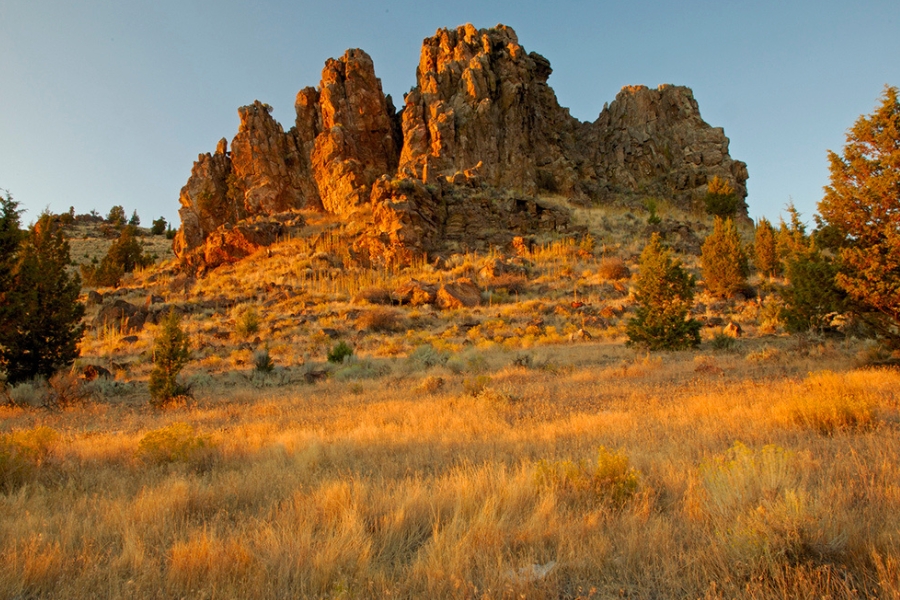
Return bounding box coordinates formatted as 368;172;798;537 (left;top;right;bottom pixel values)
3;205;899;598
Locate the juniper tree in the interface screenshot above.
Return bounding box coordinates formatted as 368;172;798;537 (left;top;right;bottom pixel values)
1;213;85;384
81;225;148;287
701;217;749;298
703;176;740;218
148;310;191;406
626;233;701;350
817;85;900;340
754;217;779;278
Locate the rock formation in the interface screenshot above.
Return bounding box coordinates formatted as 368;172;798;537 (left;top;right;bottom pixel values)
174;23;749;270
304;49;400;215
398;24;583;197
585;84;749;208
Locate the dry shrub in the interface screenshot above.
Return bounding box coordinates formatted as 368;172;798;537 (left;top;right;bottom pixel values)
3;370;91;409
597;256;631;281
135;422;216;468
416;375;445;394
771;370;886;433
700;442;837;574
534;447;639;507
0;426;59;493
355;307;404;333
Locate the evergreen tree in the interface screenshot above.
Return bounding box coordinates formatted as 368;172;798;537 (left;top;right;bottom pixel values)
107;205;126;228
775;203;808;269
149;310;191;406
0;192;25;366
626;233;701;350
703;176;740;218
1;214;85;384
754;217;779;278
817;85;900;338
150;216;167;236
701;217;750;298
781;247;847;334
81;225;148;287
129;210;140;227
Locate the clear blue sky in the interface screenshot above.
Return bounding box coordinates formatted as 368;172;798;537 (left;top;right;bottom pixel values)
2;0;898;228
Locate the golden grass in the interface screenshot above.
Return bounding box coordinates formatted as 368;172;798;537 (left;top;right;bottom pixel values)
1;340;899;598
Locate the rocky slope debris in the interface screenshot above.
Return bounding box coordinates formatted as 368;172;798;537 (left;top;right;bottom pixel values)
174;23;748;270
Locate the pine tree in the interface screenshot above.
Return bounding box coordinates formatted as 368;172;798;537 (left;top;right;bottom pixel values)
148;310;191;406
1;213;85;384
701;217;750;298
754;217;779;278
626;233;701;350
817;85;900;338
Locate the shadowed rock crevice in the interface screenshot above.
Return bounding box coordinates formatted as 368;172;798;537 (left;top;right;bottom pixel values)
174;23;748;271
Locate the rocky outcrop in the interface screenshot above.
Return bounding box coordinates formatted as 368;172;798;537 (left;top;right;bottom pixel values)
364;174;578;260
399;24;584;198
173;142;235;260
174;22;749;270
230;101;312;215
306;49;400;214
585;85;749;208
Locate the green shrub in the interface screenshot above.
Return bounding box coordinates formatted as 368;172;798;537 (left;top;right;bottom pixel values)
136;422;214;467
703;176;740;218
408;344;449;368
0;426;59;493
535;446;639;506
644;197;662;225
710;332;737;351
149;310;191;406
234;305;260;338
627;233;701;350
327;341;354;364
253;346;274;374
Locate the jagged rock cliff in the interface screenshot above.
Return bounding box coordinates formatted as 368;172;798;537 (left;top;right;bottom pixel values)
174;23;748;269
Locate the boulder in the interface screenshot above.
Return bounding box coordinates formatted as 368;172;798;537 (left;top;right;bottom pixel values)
394;279;438;306
94;299;148;332
437;278;482;309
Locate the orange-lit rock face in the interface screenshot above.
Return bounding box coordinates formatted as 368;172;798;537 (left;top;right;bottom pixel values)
310;49;400;215
399;24;584;198
231;101;309;215
173;145;235;261
174;22;750;271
